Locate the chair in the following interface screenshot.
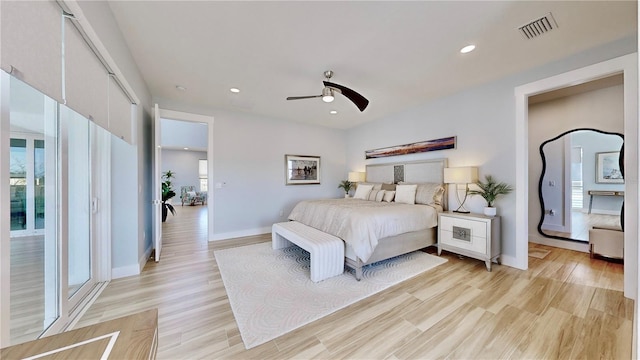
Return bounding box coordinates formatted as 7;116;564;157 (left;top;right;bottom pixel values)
181;186;205;206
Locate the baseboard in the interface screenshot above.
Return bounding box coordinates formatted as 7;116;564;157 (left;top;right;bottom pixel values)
211;226;271;241
499;254;525;270
141;243;153;270
111;264;140;279
111;244;152;279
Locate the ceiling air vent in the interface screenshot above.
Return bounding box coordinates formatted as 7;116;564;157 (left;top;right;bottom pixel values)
518;12;558;40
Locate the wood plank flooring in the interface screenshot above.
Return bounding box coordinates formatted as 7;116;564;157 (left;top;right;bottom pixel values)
76;206;632;359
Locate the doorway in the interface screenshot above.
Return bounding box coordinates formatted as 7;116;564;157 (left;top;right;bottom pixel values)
514;53;638;299
153;106;214;262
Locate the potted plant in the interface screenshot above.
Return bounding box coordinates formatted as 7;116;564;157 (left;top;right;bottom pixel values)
468;174;513;216
162;170;176;222
338;180;354;198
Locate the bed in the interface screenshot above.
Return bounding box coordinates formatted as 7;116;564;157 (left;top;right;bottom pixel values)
287;158;448;279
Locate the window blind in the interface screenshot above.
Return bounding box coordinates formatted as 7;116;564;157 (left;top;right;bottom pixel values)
0;0;63;103
64;17;109;130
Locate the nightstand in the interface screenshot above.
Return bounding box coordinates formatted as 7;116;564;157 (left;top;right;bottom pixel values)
438;211;501;271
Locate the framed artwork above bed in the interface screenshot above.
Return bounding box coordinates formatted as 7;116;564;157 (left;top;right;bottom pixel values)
285;154;321;185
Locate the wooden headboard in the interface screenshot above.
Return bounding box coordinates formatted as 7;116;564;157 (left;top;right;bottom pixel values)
365;158;449;209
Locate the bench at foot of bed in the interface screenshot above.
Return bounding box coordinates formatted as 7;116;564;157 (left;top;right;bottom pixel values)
272;221;345;282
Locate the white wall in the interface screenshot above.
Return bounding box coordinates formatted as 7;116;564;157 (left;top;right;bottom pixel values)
161;149;207;199
161;118;208;150
528;84;624;237
346;36;636;263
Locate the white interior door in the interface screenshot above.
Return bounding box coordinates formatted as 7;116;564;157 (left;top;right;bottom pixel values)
153;104;162;262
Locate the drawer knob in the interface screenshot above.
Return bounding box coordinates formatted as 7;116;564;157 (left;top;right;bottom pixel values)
452;226;471;242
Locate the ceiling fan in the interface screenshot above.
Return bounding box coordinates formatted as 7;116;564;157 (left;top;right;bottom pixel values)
286;70;369;112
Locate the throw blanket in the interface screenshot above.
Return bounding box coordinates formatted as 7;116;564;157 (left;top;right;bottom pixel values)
288;199;439;262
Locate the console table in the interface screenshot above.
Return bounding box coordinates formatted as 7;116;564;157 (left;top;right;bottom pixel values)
587;190;624;214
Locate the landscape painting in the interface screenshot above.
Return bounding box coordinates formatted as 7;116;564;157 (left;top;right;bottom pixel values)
285;155;320;185
365;136;456;159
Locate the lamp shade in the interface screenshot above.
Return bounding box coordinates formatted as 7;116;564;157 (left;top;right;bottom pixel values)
444;167;478;184
348;171;366;182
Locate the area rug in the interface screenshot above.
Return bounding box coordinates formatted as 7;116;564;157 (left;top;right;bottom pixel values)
529;248;551;259
214;242;447;349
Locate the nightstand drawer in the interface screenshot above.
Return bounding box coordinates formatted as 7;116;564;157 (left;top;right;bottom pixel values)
438;212;501;272
440;216;487;239
440;229;487;253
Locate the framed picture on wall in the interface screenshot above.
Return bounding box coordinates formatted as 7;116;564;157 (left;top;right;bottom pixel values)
596;151;624;184
285;155;321;185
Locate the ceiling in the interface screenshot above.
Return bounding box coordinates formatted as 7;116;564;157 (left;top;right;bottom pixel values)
107;1;637;130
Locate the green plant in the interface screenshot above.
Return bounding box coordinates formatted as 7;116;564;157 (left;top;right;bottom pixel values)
162;170;176;221
468;175;513;207
338;180;354;195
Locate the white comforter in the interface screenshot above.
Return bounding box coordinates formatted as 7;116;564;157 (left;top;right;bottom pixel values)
288;199;440;262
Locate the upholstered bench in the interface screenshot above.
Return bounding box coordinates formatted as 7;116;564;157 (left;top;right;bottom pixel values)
272;221;344;282
589;225;623;260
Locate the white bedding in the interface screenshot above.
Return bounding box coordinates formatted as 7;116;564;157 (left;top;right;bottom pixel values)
287;198;440;262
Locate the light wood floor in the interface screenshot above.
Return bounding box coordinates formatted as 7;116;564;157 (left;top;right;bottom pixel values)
76;206;632;359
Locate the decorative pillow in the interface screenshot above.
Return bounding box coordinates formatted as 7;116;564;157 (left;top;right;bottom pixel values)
358;182;382;191
353;184;374;200
381;183;396;191
383;190;396;202
415;183;446;206
187;191;196;197
375;190;386;202
395;184;418;204
368;189;380;201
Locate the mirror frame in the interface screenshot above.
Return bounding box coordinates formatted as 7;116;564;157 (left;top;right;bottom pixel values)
537;127;624;242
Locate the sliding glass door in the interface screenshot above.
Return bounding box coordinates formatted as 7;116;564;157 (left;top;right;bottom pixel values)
8;76;59;344
3;74;103;346
61;105;94;302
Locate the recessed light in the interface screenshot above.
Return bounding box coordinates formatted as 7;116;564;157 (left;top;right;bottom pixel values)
330;110;338;115
184;147;189;150
230;88;240;93
176;85;186;91
460;45;476;54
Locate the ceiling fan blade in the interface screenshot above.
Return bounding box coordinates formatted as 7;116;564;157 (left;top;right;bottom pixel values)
286;95;322;100
323;81;369;111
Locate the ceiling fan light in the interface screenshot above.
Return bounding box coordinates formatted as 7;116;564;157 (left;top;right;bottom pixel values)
322;87;334;103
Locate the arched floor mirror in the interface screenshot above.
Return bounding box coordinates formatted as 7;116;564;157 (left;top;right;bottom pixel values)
538;128;624;242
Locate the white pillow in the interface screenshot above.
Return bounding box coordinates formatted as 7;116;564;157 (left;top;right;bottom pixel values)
375;190;386;202
368;189;380;201
413;183;446;206
395;184;417;204
359;182;382;190
353;184;374;200
187;191;196;197
383;190;395;202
